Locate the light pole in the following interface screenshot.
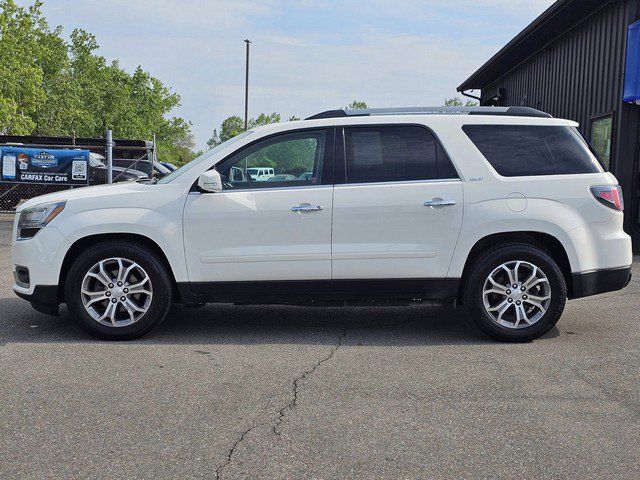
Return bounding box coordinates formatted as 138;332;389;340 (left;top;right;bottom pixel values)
244;39;251;131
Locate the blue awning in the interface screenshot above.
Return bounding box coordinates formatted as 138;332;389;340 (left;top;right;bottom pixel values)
623;20;640;103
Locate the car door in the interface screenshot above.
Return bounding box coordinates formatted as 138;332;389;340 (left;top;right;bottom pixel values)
183;128;334;297
331;124;463;291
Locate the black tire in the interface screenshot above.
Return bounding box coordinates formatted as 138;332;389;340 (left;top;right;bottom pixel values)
65;240;173;340
463;243;567;342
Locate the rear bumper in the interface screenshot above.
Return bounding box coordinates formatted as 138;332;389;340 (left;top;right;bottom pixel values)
570;266;632;299
14;285;60;316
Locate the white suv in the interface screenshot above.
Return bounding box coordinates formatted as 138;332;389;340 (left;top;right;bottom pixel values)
246;167;274;181
12;107;633;341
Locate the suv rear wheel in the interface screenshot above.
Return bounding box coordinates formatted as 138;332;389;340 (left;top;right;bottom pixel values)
65;240;173;340
463;243;567;342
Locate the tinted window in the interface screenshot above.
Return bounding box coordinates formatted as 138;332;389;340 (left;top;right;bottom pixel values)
219;130;326;189
591;116;613;170
344;126;458;184
463;125;603;177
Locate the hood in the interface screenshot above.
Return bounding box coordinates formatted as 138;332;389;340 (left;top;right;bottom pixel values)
16;182;151;212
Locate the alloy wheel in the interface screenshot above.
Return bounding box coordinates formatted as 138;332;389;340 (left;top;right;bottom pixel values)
482;260;551;329
80;257;153;327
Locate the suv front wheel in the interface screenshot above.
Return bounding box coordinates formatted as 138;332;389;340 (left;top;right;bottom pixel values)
463;243;567;342
65;240;173;340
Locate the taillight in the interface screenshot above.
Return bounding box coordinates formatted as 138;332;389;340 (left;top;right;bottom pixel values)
591;185;624;211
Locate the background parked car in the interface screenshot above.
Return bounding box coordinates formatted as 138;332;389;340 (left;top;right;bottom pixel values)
160;162;178;171
247;167;274;181
268;174;297;181
89;153;149;183
153;161;171;179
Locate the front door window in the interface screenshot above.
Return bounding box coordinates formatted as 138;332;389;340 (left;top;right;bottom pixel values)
218;130;326;189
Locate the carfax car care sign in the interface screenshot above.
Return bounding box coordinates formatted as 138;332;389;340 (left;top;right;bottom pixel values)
0;147;89;185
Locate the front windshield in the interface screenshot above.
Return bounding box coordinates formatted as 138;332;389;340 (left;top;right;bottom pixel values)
157;130;254;184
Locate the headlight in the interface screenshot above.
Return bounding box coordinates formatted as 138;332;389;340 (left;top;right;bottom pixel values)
18;201;66;239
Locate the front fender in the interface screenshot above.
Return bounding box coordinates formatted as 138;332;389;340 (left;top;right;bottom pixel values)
56;207;188;282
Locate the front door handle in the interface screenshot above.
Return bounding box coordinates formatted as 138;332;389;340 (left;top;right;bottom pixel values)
424;198;456;209
291;203;323;212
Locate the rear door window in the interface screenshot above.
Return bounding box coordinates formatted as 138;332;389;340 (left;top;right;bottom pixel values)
462;125;603;177
343;125;458;184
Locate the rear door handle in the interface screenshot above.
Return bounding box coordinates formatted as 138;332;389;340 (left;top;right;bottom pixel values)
424;198;456;208
291;203;323;212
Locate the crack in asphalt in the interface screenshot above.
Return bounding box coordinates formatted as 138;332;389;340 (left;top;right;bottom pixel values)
214;327;346;479
210;313;483;479
214;316;438;477
272;327;347;438
214;423;263;480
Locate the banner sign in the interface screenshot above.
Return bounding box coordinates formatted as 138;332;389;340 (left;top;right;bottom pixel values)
0;147;89;185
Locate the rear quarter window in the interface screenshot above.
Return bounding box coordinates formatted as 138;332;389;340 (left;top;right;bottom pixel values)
462;125;603;177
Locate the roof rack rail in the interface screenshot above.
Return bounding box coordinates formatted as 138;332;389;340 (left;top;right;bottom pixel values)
306;106;552;120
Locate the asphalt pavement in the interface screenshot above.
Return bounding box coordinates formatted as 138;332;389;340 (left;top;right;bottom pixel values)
1;221;639;479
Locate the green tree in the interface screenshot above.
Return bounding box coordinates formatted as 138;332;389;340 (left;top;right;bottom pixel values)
215;112;283;145
0;0;195;164
219;116;244;142
0;0;47;134
444;97;478;107
250;112;281;127
207;129;221;149
346;100;368;109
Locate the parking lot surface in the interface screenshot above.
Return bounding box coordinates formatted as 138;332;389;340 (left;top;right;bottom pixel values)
1;221;639;479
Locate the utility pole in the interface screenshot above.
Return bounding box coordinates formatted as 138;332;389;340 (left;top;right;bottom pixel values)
244;39;251;131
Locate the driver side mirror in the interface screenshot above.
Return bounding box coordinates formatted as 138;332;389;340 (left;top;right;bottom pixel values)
198;169;223;193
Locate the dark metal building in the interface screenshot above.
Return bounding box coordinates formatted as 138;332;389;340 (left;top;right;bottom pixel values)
458;0;640;251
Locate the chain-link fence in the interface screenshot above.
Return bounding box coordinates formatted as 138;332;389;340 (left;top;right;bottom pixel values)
0;133;154;222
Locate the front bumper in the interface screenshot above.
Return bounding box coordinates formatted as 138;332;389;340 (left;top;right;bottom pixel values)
12;225;70;292
14;285;60;316
570;266;632;299
12;224;70;316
